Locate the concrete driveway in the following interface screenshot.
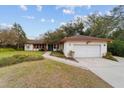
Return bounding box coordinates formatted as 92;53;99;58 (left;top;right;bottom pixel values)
76;57;124;88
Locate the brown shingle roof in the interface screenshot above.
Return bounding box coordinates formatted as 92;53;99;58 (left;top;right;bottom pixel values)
60;35;112;43
26;39;44;44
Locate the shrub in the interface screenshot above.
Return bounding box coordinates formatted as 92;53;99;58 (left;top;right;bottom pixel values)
0;54;44;67
39;48;45;51
108;40;124;57
51;51;65;58
68;50;75;58
103;52;118;62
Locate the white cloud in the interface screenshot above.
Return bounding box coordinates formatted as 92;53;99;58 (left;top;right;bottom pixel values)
36;5;42;12
22;16;34;20
0;23;12;28
22;16;35;20
89;12;93;15
60;22;66;26
87;5;91;9
106;11;112;16
74;15;88;22
20;5;27;11
41;18;45;22
63;9;74;14
51;19;55;23
56;5;83;10
56;5;82;15
98;11;102;16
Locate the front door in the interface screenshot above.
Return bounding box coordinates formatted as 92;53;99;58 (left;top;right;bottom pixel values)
48;44;53;51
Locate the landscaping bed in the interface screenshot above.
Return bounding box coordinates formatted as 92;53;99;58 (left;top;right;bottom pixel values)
51;51;78;62
103;52;118;62
51;51;65;58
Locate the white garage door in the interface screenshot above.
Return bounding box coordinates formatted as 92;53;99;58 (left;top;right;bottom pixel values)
73;44;101;57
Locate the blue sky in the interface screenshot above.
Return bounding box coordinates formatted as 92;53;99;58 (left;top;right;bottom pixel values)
0;5;116;39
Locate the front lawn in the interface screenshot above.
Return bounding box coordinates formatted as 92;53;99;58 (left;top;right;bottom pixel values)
0;50;44;67
0;59;112;88
0;51;44;59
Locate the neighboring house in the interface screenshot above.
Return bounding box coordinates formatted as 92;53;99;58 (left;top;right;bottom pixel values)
25;35;112;58
60;35;112;58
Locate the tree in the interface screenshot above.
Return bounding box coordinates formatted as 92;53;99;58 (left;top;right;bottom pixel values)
12;23;27;49
43;18;84;43
42;5;124;45
84;12;117;38
111;28;124;40
108;5;124;40
43;29;65;43
111;5;124;29
0;28;17;47
60;17;84;37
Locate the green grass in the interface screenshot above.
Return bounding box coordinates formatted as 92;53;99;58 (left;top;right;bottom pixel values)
0;51;44;60
0;54;44;67
0;48;16;52
51;51;65;58
0;50;44;67
0;59;112;88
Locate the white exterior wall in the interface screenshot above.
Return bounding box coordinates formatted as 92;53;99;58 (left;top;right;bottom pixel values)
63;41;107;57
100;43;107;56
24;44;39;51
25;44;33;51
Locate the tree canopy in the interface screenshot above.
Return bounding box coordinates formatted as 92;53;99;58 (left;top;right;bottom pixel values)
0;23;27;49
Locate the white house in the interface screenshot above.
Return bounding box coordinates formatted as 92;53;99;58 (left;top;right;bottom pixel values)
60;35;112;58
25;35;112;58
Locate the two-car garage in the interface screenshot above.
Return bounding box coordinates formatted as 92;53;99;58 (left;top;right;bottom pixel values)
73;44;101;57
61;35;111;58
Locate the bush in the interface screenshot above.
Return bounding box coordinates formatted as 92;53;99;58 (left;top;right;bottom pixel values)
51;51;65;58
108;40;124;57
68;50;75;58
0;54;44;67
103;52;118;62
0;48;16;52
39;48;45;51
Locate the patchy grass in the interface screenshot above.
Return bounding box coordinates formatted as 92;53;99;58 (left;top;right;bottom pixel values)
0;59;112;88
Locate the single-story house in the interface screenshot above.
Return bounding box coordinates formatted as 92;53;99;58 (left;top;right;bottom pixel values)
24;35;112;58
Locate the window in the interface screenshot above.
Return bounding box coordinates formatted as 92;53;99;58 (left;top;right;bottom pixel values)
54;44;56;49
42;44;44;48
57;44;59;49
